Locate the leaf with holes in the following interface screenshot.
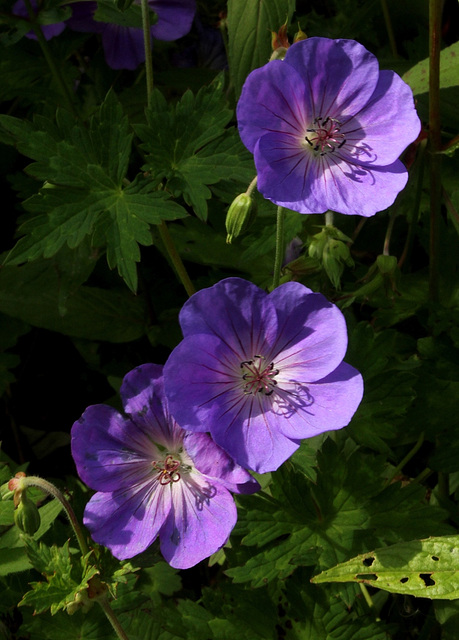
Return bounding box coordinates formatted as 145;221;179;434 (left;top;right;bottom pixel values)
311;535;459;599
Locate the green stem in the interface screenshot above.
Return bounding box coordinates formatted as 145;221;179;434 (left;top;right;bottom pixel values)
324;211;334;227
359;583;381;621
98;596;131;640
158;221;196;297
19;476;131;640
384;432;424;486
141;0;154;103
272;206;286;289
246;176;258;197
428;0;443;303
140;0;195;297
19;476;89;556
383;208;398;256
22;0;77;116
380;0;398;57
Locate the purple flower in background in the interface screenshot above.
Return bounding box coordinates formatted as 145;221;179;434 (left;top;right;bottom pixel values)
71;364;258;568
13;0;66;40
236;37;421;217
69;0;196;70
163;278;363;474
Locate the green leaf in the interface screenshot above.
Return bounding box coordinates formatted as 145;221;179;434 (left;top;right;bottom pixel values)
227;440;450;588
20;540;99;615
0;259;148;342
403;41;459;96
312;535;459;599
227;0;295;97
136;77;253;220
1;92;187;290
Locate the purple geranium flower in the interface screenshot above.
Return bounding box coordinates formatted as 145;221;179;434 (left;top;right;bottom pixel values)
163;278;363;474
13;0;66;40
71;364;258;568
69;0;196;70
236;37;421;217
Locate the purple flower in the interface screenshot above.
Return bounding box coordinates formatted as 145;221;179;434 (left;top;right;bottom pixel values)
163;278;363;474
69;0;196;70
13;0;66;40
236;37;421;217
71;364;258;568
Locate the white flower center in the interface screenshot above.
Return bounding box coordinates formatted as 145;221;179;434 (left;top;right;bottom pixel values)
240;355;279;396
304;116;346;156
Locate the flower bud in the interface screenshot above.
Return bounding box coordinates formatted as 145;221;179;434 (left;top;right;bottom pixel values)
14;489;41;536
293;25;307;43
225;193;257;244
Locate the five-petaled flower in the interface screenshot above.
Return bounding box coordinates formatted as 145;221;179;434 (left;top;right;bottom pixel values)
236;37;421;217
71;364;259;569
163;278;364;474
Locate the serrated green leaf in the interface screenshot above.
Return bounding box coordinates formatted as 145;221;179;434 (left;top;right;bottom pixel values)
227;440;451;587
403;41;459;95
136;78;253;220
1;93;187;289
227;0;295;97
312;535;459;599
20;540;99;615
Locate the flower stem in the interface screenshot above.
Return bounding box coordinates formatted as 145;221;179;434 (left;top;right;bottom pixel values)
141;0;154;103
428;0;443;303
22;0;77;117
140;0;195;298
246;176;258;197
18;476;89;556
324;211;334;227
384;431;424;486
18;476;131;640
98;596;131;640
383;208;398;256
158;221;196;297
380;0;398;58
272;206;285;289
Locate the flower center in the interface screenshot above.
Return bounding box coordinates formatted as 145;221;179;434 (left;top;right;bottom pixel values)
240;355;279;396
305;116;346;156
152;454;181;485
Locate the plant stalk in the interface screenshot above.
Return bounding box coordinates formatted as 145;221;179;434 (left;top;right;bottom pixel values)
428;0;443;303
22;0;77;116
141;0;154;103
272;206;286;289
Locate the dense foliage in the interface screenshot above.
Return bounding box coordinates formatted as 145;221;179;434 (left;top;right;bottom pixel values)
1;0;459;638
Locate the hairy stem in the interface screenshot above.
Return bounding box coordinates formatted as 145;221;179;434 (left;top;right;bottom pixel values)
272;206;286;289
99;596;131;640
22;0;77;116
18;476;131;640
428;0;443;303
141;0;154;102
19;476;89;556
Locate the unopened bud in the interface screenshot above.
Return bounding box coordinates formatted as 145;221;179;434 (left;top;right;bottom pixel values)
225;193;257;243
293;25;307;43
14;489;41;536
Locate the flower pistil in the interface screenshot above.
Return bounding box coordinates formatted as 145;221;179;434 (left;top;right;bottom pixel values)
240;355;279;396
152;454;182;485
305;116;346;156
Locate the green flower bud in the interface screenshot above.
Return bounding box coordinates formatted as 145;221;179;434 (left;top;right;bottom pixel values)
225;193;257;244
14;489;41;536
